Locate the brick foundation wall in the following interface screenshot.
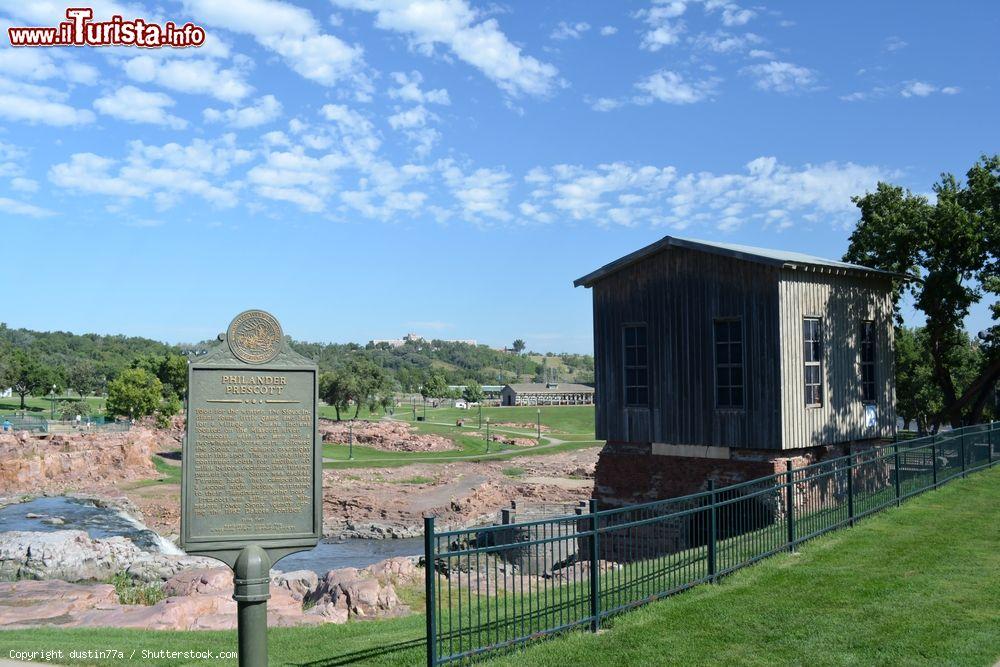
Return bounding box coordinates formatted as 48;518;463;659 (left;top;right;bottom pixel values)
592;440;887;561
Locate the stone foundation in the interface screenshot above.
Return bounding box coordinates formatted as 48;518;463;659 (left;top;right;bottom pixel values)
592;440;887;560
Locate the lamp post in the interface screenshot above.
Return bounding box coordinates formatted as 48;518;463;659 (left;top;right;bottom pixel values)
478;402;483;430
348;420;354;461
537;408;541;442
485;417;491;454
49;385;57;419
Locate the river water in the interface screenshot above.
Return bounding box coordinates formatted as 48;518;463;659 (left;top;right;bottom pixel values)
0;497;422;575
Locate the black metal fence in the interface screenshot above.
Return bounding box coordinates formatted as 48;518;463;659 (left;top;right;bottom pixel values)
423;422;998;665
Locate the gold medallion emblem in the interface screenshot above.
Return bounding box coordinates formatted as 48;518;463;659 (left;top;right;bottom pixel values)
227;310;283;364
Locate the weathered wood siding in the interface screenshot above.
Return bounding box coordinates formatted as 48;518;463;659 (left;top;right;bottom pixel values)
591;247;783;449
777;269;895;448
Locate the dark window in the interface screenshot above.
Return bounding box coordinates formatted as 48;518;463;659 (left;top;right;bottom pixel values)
714;319;744;408
623;324;648;406
803;318;823;406
860;320;876;402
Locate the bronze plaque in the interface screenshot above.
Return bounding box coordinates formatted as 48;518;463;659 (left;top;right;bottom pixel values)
180;311;321;567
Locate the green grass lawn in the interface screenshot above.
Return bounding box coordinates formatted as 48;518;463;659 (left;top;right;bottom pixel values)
321;404;600;469
0;466;995;666
0;395;107;416
487;466;1000;667
396;404;595;436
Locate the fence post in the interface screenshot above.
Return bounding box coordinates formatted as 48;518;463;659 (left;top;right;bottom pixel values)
990;422;995;467
424;516;436;667
707;480;717;582
960;429;967;478
846;451;855;528
893;443;902;506
588;498;600;633
785;460;795;552
931;440;938;488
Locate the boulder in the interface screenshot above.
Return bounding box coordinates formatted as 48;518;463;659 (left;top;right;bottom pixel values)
271;569;319;602
0;530;216;583
162;568;233;597
0;580;117;626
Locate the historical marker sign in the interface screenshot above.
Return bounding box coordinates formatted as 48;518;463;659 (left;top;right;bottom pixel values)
180;309;321;568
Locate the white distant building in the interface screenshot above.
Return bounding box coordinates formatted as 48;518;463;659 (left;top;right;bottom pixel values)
0;387;11;398
370;333;477;348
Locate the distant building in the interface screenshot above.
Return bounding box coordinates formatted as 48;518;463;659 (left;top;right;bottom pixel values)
370;333;477;348
0;387;11;398
501;382;595;406
574;235;901;509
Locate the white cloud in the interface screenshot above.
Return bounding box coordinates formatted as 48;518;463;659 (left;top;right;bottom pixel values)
94;86;188;129
551;21;590;40
181;0;365;87
600;25;618;36
634;70;718;104
748;48;775;59
439;159;512;223
591;97;623;112
0;78;95;126
706;1;755;26
388;105;432;130
884;36;907;52
743;60;816;93
204;95;283;128
0;49;100;86
11;177;38;193
520;157;891;230
123;56;253;103
0;196;54;218
900;81;960;98
901;81;935;97
49;135;250;208
388;71;450;105
691;30;762;53
333;0;558;97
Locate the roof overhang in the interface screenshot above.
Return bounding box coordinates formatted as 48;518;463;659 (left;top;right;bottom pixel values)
573;235;915;288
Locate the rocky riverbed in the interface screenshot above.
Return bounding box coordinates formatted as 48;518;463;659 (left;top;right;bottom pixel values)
0;528;420;629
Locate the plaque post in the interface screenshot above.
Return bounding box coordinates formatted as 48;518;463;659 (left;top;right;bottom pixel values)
180;310;322;667
234;545;271;667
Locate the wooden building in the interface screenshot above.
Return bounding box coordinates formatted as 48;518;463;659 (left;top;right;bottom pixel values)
574;236;901;508
501;382;595;406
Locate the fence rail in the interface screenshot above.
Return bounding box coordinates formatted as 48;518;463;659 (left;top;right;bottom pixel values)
424;422;998;665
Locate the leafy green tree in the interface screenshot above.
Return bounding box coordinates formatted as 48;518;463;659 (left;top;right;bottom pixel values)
845;155;999;425
67;360;101;398
463;382;484;404
159;353;189;399
319;369;355;421
106;368;163;420
2;350;53;409
421;372;448;400
512;339;526;355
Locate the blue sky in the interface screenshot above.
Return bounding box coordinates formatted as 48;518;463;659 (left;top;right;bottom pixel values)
0;0;996;353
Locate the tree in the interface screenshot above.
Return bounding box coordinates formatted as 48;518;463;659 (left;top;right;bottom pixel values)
845;155;999;426
106;368;163;420
2;350;53;409
159;353;189;399
67;360;101;398
421;372;448;400
463;381;484;404
512;339;526;355
319;369;354;421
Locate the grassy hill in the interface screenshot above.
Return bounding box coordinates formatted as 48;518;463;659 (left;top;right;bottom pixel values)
1;466;996;666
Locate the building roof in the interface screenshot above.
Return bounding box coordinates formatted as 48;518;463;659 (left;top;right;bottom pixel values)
504;382;595;394
573;235;910;288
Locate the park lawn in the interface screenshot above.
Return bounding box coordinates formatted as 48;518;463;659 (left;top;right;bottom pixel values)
487;465;1000;667
0;395;107;415
397;404;595;436
322;417;602;469
0;466;995;666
